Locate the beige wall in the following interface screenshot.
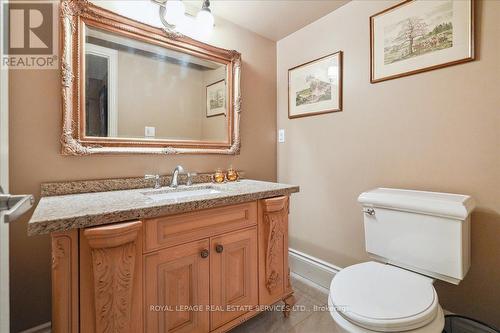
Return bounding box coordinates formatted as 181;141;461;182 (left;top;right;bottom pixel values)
116;50;228;141
277;0;500;327
9;11;276;333
117;51;205;139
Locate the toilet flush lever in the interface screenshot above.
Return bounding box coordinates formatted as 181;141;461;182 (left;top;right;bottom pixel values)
363;208;376;216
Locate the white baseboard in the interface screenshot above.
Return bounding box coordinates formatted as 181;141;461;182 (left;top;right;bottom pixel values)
289;250;458;318
19;321;51;333
289;248;342;289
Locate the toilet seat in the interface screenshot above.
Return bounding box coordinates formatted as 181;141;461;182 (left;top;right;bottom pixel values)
329;297;445;333
329;262;440;332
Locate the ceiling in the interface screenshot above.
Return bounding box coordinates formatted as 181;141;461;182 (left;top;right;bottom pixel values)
186;0;350;41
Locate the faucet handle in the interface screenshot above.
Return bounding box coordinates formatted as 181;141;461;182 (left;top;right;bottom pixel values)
186;172;197;186
145;174;161;189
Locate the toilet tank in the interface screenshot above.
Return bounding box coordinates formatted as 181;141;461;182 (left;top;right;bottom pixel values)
358;188;475;285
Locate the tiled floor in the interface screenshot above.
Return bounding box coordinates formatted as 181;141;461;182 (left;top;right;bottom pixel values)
30;274;337;333
229;274;339;333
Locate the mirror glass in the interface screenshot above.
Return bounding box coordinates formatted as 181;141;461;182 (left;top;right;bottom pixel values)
84;25;229;142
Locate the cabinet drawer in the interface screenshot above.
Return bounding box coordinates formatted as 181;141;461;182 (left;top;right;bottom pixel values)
144;201;257;253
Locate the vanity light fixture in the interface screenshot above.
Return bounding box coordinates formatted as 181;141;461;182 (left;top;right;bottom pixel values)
196;0;215;32
163;0;186;26
153;0;214;35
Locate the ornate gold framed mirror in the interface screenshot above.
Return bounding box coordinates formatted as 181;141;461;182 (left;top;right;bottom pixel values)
60;0;241;155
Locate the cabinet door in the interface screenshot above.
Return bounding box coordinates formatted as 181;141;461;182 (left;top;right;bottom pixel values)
144;239;210;333
258;196;292;305
80;221;143;333
210;227;258;330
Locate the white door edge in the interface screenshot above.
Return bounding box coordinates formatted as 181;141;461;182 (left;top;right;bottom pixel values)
0;0;10;330
86;43;119;137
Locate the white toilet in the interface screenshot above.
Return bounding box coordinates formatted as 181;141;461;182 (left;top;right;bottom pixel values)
329;188;475;333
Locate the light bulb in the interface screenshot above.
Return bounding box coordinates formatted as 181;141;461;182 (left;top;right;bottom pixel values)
196;9;214;33
164;0;185;26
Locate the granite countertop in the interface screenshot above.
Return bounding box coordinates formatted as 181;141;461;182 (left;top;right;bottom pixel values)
28;180;299;236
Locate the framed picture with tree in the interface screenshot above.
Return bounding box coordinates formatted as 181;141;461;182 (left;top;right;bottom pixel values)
370;0;474;83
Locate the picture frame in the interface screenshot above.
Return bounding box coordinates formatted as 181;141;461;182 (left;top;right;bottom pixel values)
370;0;474;83
206;79;227;117
288;51;343;119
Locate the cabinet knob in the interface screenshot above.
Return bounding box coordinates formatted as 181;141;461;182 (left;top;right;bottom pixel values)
215;244;224;253
200;249;209;258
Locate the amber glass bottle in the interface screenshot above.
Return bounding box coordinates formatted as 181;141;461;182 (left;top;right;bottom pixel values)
226;166;239;182
213;169;225;183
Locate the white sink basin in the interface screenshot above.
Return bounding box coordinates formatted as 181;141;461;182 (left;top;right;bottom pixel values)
142;187;221;202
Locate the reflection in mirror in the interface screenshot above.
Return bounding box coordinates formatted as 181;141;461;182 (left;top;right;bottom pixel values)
84;25;228;142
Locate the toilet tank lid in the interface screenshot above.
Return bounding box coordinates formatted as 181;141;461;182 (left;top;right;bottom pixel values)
358;188;475;220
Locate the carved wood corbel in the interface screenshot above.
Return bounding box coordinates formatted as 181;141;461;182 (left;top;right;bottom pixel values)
51;230;79;333
83;221;142;333
260;196;290;295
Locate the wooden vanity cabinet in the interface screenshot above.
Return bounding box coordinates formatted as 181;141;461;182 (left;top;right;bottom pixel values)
52;196;293;333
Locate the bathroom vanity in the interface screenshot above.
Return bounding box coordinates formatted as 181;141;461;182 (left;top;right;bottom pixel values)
29;179;299;333
30;2;301;331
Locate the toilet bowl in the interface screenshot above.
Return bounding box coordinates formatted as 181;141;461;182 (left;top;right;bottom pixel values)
328;262;444;333
327;188;475;333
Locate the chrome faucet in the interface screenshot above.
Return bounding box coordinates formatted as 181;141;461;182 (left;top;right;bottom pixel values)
170;165;185;188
